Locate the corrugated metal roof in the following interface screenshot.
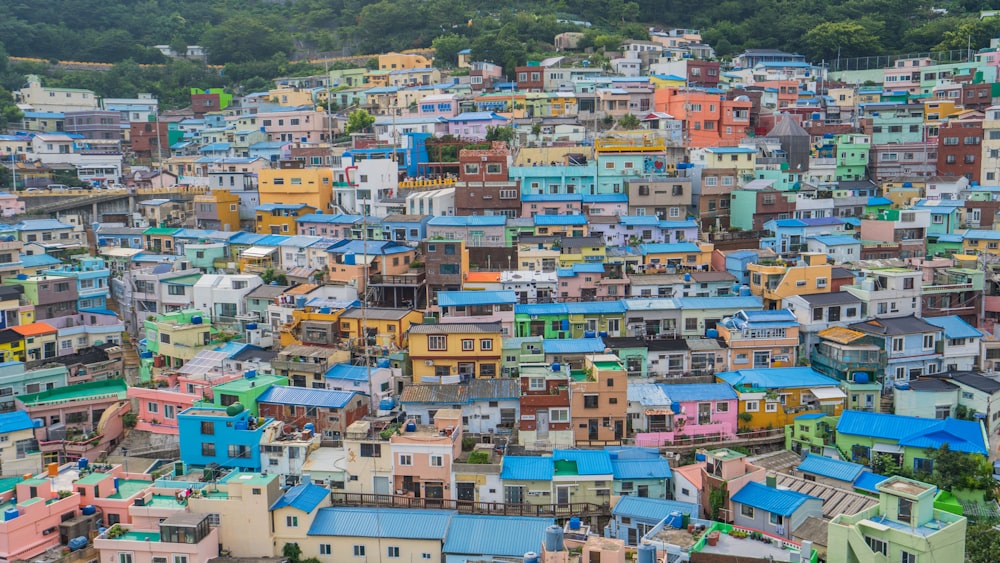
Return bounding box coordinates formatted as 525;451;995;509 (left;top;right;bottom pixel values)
501;457;553;481
468;379;520;401
270;483;330;513
534;214;588;226
836;411;988;455
675;296;763;310
257;386;356;409
775;473;878;518
796;454;864;483
606;446;662;460
852;471;889;494
612;496;697;522
307;507;452;539
399;384;469;404
323;363;369;382
660;383;737;402
438;290;517;307
443;515;554;557
552;449;613;475
717;367;840;390
924;315;983;339
730;481;820;517
409;322;501;334
628;384;670;406
610;459;673;480
543;338;606;355
0;411;34;434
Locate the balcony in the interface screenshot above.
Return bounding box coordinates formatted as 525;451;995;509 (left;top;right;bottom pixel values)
272;359;327;375
369;272;426;286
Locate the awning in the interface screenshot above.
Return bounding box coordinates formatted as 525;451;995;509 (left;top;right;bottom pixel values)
873;443;904;454
645;409;673;416
810;387;847;401
242;246;276;259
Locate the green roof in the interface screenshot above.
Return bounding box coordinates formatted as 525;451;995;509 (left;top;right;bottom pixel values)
162;274;203;286
18;379;127;405
0;477;22;493
143;227;181;236
212;375;288;394
221;471;278;486
106;479;153;499
553;459;579;476
75;472;110;485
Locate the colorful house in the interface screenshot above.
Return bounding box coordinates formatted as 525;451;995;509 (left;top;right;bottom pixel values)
717;367;846;429
835;410;988;470
716;309;799;369
630;383;739;447
500;449;613;507
408;322;503;381
177;406;274;471
255;203;319;235
730;481;823;540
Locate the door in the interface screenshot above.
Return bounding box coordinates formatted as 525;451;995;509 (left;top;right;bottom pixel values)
588;418;599;440
536;411;549;439
456;482;475;502
627;528;638;545
424;482;443;507
373;476;390;495
614;420;624;440
753;350;771;368
698;402;712;424
556;485;571;508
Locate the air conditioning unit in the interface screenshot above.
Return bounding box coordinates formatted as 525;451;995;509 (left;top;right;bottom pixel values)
424;360;434;366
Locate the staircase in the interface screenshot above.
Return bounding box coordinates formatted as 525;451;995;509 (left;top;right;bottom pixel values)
880;393;894;414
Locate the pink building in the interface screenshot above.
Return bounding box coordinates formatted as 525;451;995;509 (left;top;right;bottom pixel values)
633;383;740;447
883;57;932;94
417;94;461;118
126;387;199;435
73;465;155;526
437;290;516;337
0;477;81;562
446;112;508;140
556;264;628;302
94;512;219;563
18;379;130;465
390;409;462;500
0;192;24;217
260;109;330;143
521;195;583;217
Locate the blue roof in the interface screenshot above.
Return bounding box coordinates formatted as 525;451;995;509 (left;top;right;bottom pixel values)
796;454;864;482
199;142;230;152
552;449;613;475
675;296;763;310
582;193;628;203
717;367;841;390
619;215;662;227
324;363;369;382
640;243;702;255
843;217;862;227
229;232;266;245
658;220;699;229
565;301;626;315
256;203;313;212
542;338;607;355
706;147;756;154
610;458;673;480
447;111;507;122
963;229;1000;241
19;254;62;268
931;233;963;243
612;496;697;522
557;263;606;277
730;481;820;517
660;383;737;402
328;240;411;255
795;413;826;420
853;471;889;494
606;446;662;460
836;411;988;455
443;515;554;557
14;219;73;231
533;214;588;226
809;235;860;247
427;215;507;227
923;315;983;340
515;303;568;316
439;290;517;307
0;411;34;434
501;456;554;480
270;483;330;513
308;507;452;539
296;213;363;225
257;386;356;409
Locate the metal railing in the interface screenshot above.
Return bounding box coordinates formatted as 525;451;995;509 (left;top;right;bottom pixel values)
330;492;610;518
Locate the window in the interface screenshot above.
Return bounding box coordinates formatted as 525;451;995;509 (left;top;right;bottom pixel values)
480;339;493;351
430;455;443;467
360;443;381;457
118;554;135;563
745;400;759;412
148;402;159;414
716;402;729;413
201;443;215;456
584;395;599;408
387;547;400;558
354;546;366;557
914;457;933;474
900;551;916;563
865;536;887;556
167;285;185;296
320;545;332;555
428;335;447;350
462;339;474;351
172;556;187;563
934;405;950;419
769;513;783;526
898;498;913;523
200;421;214;435
765;402;778;412
740;504;754;518
399;454;412;466
550;408;569;422
892;338;904;353
286;515;298;527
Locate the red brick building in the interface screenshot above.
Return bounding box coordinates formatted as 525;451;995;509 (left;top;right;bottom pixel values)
936;112;984;182
256;386;369;443
454;143;521;217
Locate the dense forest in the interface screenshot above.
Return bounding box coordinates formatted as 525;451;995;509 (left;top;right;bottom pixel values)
5;0;1000;112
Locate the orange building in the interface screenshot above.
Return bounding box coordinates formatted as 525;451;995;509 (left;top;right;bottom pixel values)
653;88;751;147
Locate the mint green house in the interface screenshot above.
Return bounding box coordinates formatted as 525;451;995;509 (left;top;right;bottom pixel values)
501;336;544;376
835;134;870;181
835;410;988;473
205;374;289;417
827;476;966;563
785;413;839;458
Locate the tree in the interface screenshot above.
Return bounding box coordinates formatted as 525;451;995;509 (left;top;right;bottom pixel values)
617;113;641;129
802;20;881;61
345;109;375;134
282;543;302;563
484;125;514;143
966;523;1000;563
926;444;995;496
201;15;291;64
432;34;466;68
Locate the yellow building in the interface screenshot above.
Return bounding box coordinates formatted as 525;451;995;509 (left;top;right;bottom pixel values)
639;242;714;270
258;167;334;211
378;53;432;71
0;329;25;363
650;74;687;89
408;322;503;380
186;472;282;558
558;240;606;267
267;87;319;108
718;367;847;429
11;321;57;363
194;189;241;232
747;253;832;309
338;307;425;350
144;309;218;367
255;203;319;235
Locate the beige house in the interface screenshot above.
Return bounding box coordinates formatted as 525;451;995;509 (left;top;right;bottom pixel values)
186;472;282;558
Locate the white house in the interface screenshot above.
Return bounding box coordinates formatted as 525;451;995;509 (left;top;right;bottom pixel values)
192;274;264;325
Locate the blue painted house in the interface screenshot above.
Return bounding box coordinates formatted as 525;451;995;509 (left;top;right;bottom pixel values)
847;316;943;386
606;446;673;499
730;481;823;539
795;453;865;488
381;214;432;243
177;406;273;470
41;256;111;311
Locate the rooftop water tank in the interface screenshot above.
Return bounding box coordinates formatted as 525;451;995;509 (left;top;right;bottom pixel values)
245;370;257;379
78;458;89;471
405;421;417;432
569;517;581;530
544;525;564;552
551;363;561;372
671;402;682;414
68;537;88;551
853;372;870;384
81;505;96;516
226;403;245;416
695;452;706;462
191;316;203;325
524;553;540;563
684;273;691;282
296;296;307;308
638;545;657;563
303;423;315;432
706;329;719;339
246;323;258;330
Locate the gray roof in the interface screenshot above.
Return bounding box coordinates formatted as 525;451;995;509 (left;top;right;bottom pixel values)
246;284;290;299
766;115;810;138
97;227;147;236
935;371;1000;394
796;291;862;306
468;378;520;400
792;516;830;548
409;322;501;334
776;473;878;519
399;384;469;404
278;345;342;359
340;307;415;321
849;315;939;336
907;379;958;392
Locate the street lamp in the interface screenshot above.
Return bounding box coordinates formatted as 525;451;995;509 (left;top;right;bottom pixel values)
121;446;129;475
